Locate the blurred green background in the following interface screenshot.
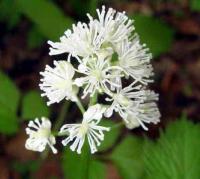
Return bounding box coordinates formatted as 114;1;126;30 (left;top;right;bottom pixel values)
0;0;200;178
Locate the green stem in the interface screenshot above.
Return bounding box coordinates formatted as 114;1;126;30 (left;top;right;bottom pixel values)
111;122;124;129
82;95;98;179
40;101;69;160
81;143;90;179
57;131;69;137
75;97;85;114
53;101;69;131
89;92;98;106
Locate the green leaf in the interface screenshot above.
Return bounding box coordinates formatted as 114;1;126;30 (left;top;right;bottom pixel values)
98;120;122;151
28;26;45;49
68;0;98;19
62;144;106;179
0;70;19;134
88;160;106;179
62;144;89;179
0;0;21;29
12;160;40;174
190;0;200;11
22;91;50;120
144;117;200;179
0;107;18;134
17;0;74;40
0;70;20;113
133;14;174;57
110;135;145;179
88;0;98;16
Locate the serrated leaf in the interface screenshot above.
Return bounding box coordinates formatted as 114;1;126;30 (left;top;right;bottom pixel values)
17;0;74;40
22;91;50;120
133;14;174;57
144;117;200;179
62;143;105;179
190;0;200;11
110;135;145;179
98;120;122;151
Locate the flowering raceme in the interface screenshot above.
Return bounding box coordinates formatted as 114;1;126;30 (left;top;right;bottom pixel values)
25;6;160;154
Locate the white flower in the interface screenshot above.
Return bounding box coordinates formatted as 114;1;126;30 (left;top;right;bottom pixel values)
125;95;160;130
39;60;77;106
25;117;57;154
105;82;146;118
74;56;123;98
48;21;103;58
48;6;134;58
59;104;110;154
87;6;134;44
105;83;160;130
116;35;153;84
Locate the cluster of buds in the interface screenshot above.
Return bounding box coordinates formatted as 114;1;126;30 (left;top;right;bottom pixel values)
25;6;160;154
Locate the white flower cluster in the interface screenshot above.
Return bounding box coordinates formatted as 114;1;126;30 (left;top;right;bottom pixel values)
25;6;160;155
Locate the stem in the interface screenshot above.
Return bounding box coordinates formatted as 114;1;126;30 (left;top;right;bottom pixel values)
89;92;98;106
53;101;69;131
81;143;90;179
82;95;98;179
57;131;69;137
75;97;85;114
111;122;124;129
40;101;69;160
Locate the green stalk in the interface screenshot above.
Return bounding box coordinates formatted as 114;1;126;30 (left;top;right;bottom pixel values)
81;139;90;178
81;95;98;179
53;101;69;131
75;97;85;114
74;96;90;179
111;122;124;129
41;101;69;160
89;92;98;106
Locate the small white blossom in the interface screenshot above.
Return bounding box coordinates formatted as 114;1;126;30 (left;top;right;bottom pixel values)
48;21;103;58
116;35;153;84
125;96;160;130
25;117;57;154
105;82;146;118
105;83;160;130
74;56;123;98
88;6;134;44
39;60;77;106
59;104;110;154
